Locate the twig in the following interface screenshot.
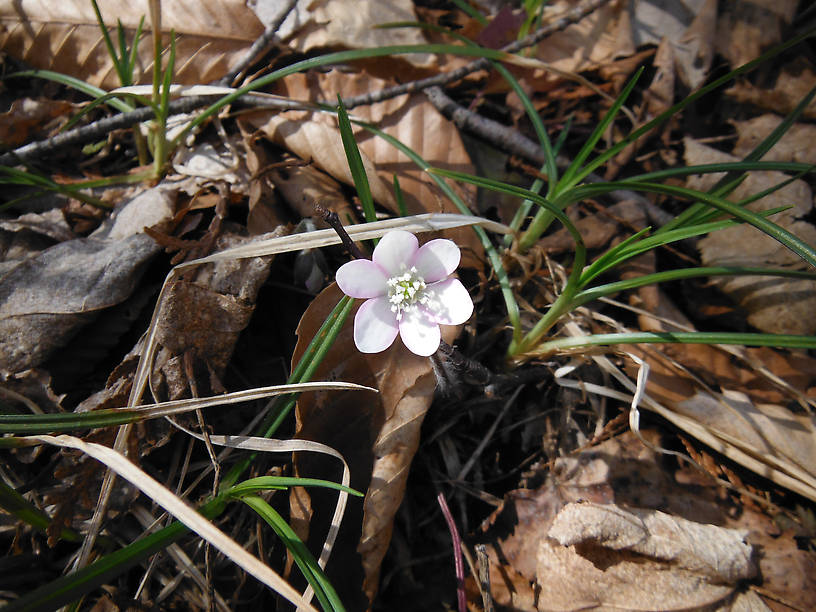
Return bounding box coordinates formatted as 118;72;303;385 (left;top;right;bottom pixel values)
437;492;467;612
333;0;614;109
216;0;298;87
315;202;366;260
475;544;494;612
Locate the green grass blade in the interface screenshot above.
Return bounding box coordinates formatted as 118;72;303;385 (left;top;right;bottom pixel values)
556;67;643;189
578;207;791;287
240;495;344;612
570;180;816;268
450;0;488;25
90;0;127;84
392;175;408;217
0;479;81;543
5;70;134;113
622;161;814;184
125;17;145;83
536;331;816;356
565;28;815;188
226;476;362;497
572;266;816;308
336;96;376;223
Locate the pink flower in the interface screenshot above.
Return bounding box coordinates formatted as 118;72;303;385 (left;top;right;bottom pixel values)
336;230;474;356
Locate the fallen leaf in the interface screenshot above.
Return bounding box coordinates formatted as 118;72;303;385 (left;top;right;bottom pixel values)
538;503;756;610
732;114;816;165
0;186;174;373
685;137;816;335
290;281;459;607
629;0;715;88
267;0;432;69
534;0;634;78
715;0;798;68
726;58;816;119
0;98;77;148
0;0;263;88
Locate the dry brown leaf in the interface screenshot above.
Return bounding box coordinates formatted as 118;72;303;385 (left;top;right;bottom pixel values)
270;0;432;69
472;431;767;611
0;98;77;148
715;0;798;68
685;137;816;335
0;186;174;373
726;59;816;119
732;114;816;165
534;0;634;77
0;0;263;88
290;282;459;608
629;0;715;88
247;69;482;262
538;503;756;611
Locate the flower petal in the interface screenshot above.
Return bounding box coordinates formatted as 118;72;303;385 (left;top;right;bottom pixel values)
354;297;399;353
410;239;461;283
399;307;441;356
336;259;388;298
426;278;473;325
372;230;418;276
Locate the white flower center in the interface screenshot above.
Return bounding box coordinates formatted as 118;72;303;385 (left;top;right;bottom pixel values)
386;266;430;320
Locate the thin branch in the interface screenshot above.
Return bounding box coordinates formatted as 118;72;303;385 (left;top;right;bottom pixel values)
216;0;298;87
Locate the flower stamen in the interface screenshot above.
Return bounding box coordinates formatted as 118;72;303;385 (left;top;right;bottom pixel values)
387;266;428;320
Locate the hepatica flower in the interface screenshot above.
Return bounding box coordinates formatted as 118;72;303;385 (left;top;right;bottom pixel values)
336;230;474;356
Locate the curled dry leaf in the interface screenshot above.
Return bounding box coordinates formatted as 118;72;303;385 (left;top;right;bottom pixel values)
471;431;787;611
0;0;263;88
538;503;756;611
0;186;174;373
290;282;459;608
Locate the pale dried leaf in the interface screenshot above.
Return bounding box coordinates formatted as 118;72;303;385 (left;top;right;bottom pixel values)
686;137;816;335
534;0;634;77
726;61;816;118
715;0;798;68
537;502;755;611
0;0;263;88
266;0;432;67
732;114;816;164
0;186;174;373
548;503;755;582
630;0;716;88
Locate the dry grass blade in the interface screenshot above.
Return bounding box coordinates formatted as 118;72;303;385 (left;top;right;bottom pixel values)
171;432;353;608
122;381;377;420
178;213;510;267
559;322;816;502
28;434;318;612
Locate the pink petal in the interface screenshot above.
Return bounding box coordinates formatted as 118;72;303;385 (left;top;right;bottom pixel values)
410;239;461;283
336;259;388;298
354;297;399;353
426;278;473;325
372;230;418;276
399;307;442;356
